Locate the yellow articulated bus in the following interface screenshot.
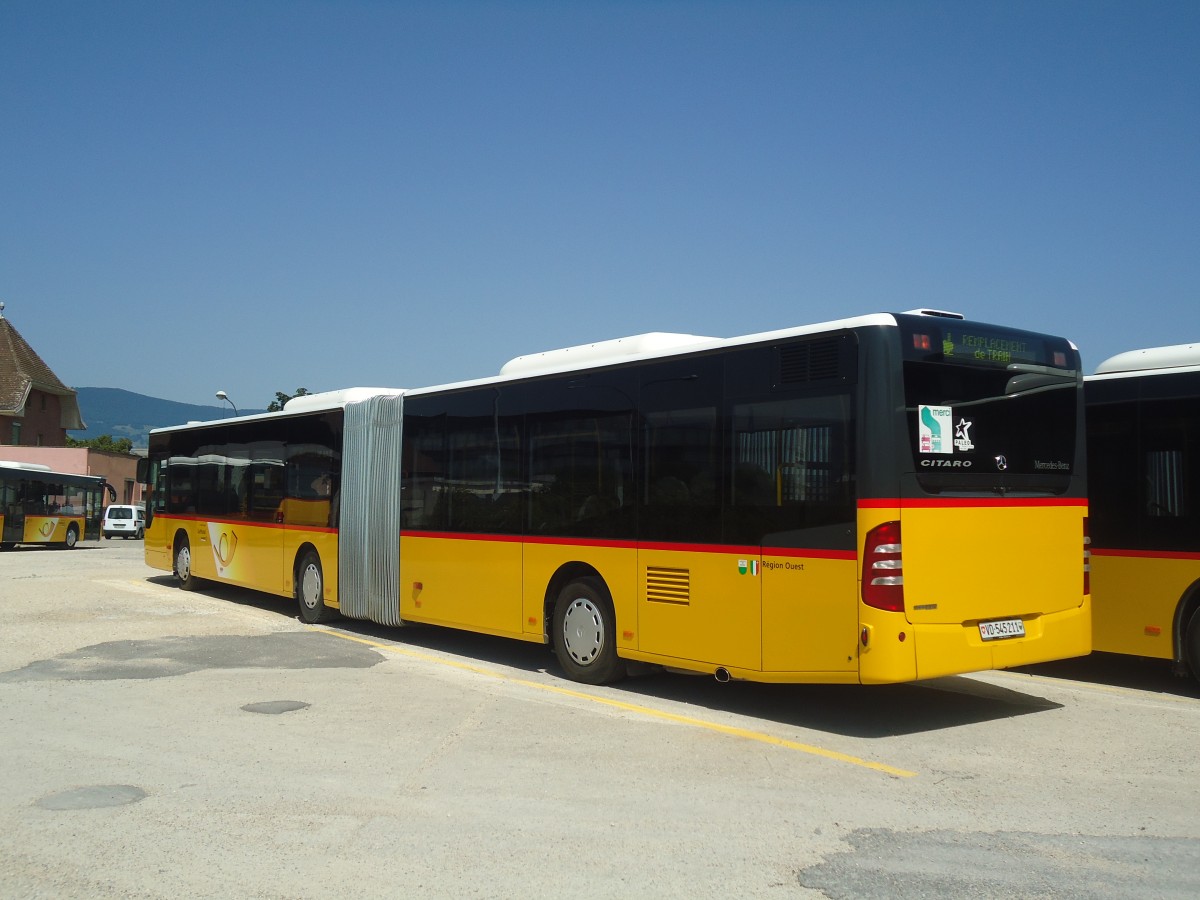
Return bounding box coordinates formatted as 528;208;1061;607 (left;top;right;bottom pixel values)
139;310;1090;685
1086;342;1200;682
1;460;109;549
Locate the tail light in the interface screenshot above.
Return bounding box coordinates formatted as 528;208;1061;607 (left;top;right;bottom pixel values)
863;520;904;612
1083;516;1091;596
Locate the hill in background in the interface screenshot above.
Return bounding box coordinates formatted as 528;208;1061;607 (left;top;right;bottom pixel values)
68;387;267;448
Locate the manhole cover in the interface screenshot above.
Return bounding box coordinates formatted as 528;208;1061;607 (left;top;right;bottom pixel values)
37;785;147;810
241;700;311;715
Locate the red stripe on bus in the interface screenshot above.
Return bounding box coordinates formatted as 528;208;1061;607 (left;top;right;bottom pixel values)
858;497;1087;509
1091;548;1200;561
404;530;533;545
151;513;337;535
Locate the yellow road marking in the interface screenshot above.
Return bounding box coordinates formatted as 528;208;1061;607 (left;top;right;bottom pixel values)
320;629;917;778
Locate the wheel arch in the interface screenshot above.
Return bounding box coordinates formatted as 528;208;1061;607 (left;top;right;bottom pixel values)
1172;578;1200;676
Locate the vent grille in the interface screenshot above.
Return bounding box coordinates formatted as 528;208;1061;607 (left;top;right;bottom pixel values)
777;338;844;385
646;566;690;605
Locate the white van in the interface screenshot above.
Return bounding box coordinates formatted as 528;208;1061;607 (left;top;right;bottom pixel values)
102;505;145;540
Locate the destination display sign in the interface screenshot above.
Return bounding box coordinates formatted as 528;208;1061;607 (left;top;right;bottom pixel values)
901;319;1071;370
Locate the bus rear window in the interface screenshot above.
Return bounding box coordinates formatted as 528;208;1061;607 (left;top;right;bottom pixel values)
898;319;1080;493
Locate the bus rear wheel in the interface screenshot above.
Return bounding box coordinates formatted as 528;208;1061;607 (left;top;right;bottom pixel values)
297;551;336;624
175;538;199;591
552;577;624;685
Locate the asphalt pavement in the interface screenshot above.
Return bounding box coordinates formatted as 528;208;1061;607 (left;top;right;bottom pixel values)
1;542;1198;898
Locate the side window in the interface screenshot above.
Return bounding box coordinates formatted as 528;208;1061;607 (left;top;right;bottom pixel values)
44;483;67;514
1144;449;1185;517
403;391;523;534
164;426;230;516
248;438;285;523
1138;395;1199;553
529;411;633;538
166;459;194;513
283;414;340;529
192;452;228;517
445;416;497;531
513;372;636;539
402;412;445;530
1086;399;1138;548
225;449;252;521
727;393;856;548
151;460;171;514
444;399;522;534
285;449;337;527
640;356;723;543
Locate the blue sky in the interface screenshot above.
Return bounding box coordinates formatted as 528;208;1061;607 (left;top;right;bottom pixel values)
2;1;1197;409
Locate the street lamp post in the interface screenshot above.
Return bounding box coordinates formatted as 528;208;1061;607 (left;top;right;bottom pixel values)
216;390;238;417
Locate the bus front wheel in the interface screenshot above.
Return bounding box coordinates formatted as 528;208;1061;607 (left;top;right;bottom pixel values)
63;525;79;550
175;538;199;591
552;577;624;685
297;551;335;624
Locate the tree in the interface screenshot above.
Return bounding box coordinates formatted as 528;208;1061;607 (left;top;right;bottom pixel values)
67;434;134;454
267;387;311;412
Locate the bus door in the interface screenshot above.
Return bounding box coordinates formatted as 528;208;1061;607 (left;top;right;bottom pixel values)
0;474;16;542
398;391;525;635
235;442;285;595
735;393;859;675
140;457;173;571
200;439;286;595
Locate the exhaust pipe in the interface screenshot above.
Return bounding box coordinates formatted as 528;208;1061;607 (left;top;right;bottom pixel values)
714;667;731;683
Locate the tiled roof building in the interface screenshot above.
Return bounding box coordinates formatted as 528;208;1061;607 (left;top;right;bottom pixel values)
1;307;85;446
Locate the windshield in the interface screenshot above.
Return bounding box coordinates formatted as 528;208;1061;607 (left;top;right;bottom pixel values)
898;318;1080;493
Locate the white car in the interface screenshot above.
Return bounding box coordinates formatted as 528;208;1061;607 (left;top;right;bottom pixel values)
102;505;145;540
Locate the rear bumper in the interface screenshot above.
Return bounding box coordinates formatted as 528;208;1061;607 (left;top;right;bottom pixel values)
908;597;1092;681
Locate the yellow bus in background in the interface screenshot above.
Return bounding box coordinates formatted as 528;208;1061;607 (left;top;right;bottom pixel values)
0;460;109;549
1086;343;1200;682
140;310;1090;685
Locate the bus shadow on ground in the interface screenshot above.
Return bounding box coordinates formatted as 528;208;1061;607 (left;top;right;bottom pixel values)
146;575;298;616
333;616;1061;740
612;673;1061;739
1014;652;1200;699
148;578;1065;740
